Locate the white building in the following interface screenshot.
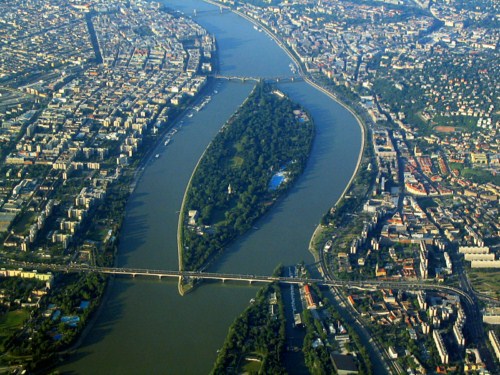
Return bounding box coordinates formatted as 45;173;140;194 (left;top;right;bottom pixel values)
488;331;500;362
433;330;449;364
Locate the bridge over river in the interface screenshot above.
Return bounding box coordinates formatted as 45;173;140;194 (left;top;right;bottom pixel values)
32;264;476;305
212;74;302;84
13;261;494;369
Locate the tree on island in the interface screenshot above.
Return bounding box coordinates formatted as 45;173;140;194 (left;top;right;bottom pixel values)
181;82;314;271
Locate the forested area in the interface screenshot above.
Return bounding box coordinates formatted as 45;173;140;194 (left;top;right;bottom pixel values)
211;283;286;375
182;82;314;271
2;273;106;370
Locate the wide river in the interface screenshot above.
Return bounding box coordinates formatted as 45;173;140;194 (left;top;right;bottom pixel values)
60;0;364;373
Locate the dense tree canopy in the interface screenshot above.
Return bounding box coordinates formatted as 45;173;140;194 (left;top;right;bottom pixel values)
211;283;286;375
182;82;314;271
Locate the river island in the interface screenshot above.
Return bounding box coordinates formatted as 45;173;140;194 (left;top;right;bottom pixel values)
179;82;314;290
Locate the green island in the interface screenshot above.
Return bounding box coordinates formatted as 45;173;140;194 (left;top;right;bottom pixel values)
211;281;287;374
212;266;372;375
179;82;314;274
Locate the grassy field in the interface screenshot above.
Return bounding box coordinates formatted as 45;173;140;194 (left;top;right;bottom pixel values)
468;270;500;299
0;309;29;352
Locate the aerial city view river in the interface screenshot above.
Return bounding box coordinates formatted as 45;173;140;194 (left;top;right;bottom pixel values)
60;0;363;373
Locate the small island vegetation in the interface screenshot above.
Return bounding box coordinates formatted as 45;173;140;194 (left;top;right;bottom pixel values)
211;265;373;375
211;281;287;375
180;82;314;271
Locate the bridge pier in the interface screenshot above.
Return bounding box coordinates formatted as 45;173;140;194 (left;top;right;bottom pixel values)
221;279;226;283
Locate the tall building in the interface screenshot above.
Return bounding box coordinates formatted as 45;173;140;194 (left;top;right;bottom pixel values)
433;330;449;364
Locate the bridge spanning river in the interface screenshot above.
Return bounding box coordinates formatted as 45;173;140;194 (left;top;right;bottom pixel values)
35;264;475;305
13;261;492;370
212;74;302;83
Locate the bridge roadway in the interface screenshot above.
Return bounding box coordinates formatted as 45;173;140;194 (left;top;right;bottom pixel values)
212;74;302;84
59;265;475;304
16;262;495;369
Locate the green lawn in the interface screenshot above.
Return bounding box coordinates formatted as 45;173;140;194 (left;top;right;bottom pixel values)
11;212;36;236
231;156;244;168
468;270;500;299
461;168;500;185
0;309;29;352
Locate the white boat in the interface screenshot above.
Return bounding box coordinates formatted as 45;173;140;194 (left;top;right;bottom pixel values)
164;138;171;146
155;154;160;158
